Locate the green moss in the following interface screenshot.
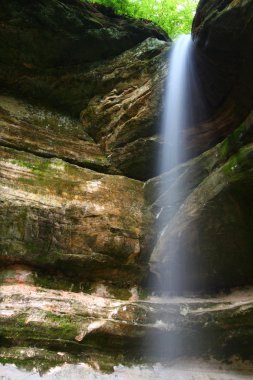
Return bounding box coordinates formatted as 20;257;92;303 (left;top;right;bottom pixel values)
10;159;34;169
0;312;78;344
18;177;35;186
25;241;41;254
18;172;77;196
138;288;149;300
95;155;107;163
222;144;253;177
222;155;241;176
9;157;51;174
0;346;146;374
219;123;248;160
110;287;131;300
0;347;80;374
44;313;78;338
16;208;28;237
34;272;92;293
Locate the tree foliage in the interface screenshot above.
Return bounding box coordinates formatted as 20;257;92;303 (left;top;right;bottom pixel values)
86;0;198;39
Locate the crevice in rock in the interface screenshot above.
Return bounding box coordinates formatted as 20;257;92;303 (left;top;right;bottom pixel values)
0;141;114;175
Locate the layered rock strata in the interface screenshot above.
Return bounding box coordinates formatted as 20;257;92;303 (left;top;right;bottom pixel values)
0;0;253;375
1;282;253;370
0;144;151;286
0;96;112;173
1;1;252;181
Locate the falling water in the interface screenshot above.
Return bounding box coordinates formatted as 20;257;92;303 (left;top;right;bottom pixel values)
148;35;195;360
160;34;192;174
157;34;194;294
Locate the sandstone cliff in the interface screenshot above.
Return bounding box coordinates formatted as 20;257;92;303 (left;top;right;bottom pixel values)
0;0;253;375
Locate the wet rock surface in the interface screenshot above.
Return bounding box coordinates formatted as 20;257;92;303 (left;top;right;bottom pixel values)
1;362;253;380
1;0;251;180
149;113;253;292
0;145;152;285
0;0;170;180
0;0;253;376
1;283;253;369
191;0;253;150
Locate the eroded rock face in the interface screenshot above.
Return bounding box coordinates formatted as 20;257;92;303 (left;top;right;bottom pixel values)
149;113;253;292
0;96;113;173
0;0;168;117
2;0;252;181
0;0;168;69
1;282;253;370
192;0;253;142
0;0;171;180
0;145;152;285
80;0;253;179
81;38;169;180
0;0;253;374
0;95;155;287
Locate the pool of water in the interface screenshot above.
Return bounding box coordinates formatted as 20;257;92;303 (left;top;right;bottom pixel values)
1;361;253;380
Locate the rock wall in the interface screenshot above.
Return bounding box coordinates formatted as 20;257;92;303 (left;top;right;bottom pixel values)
146;0;253;293
0;0;169;181
190;0;253;150
0;0;253;374
0;1;163;369
148;112;253;291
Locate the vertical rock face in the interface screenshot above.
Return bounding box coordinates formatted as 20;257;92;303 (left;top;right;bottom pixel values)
1;0;252;182
0;0;168;117
0;0;253;375
0;96;112;173
146;0;253;293
148;113;253;292
0;145;152;285
0;1;169;291
81;37;169;180
144;0;253;293
0;0;162;365
0;0;168;68
191;0;253;139
0;0;170;180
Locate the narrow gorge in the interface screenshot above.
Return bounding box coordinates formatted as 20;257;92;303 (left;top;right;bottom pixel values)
0;1;253;379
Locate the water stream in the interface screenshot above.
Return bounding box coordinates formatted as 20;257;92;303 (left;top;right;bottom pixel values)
157;34;193;293
160;34;192;175
149;34;195;360
1;362;252;380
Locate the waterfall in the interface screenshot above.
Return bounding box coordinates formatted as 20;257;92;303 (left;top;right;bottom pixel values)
160;34;192;174
148;35;195;360
156;35;194;294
